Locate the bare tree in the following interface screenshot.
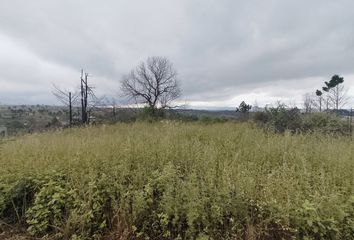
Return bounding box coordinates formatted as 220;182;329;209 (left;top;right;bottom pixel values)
121;56;181;115
319;75;348;110
327;83;347;110
80;70;90;124
80;69;103;124
303;93;316;113
315;90;323;112
52;85;79;126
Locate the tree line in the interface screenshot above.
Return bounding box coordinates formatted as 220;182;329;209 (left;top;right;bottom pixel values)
53;55;351;126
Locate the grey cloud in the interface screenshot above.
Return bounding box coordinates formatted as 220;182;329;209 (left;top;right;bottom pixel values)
0;0;353;106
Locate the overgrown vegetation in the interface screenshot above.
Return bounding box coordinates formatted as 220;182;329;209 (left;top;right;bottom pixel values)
1;122;354;239
254;104;350;134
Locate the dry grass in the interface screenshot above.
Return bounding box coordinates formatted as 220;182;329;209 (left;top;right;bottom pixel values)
1;122;354;239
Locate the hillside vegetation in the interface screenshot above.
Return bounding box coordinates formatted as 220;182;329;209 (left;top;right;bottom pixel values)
1;122;354;239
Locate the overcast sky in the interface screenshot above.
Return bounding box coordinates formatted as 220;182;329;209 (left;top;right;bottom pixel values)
0;0;354;108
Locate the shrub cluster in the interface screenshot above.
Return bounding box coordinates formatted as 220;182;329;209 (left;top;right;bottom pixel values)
2;172;354;239
254;105;350;134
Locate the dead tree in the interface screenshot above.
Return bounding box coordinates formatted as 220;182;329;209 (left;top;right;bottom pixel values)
80;70;89;124
303;93;316;113
80;69;103;124
121;56;181;115
327;83;347;110
319;75;348;110
52;85;79;126
315;90;323;112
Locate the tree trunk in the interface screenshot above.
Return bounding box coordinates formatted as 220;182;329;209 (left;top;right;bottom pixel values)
69;92;72;126
336;85;339;110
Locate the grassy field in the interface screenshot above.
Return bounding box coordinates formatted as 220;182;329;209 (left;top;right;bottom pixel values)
1;122;354;239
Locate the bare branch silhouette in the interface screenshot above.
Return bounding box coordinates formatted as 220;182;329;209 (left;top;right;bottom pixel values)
121;56;181;114
52;84;79;126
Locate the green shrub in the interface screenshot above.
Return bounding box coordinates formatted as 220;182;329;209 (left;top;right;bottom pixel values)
24;172;119;239
26;173;74;237
292;200;339;239
253;111;268;124
254;107;350;135
0;177;38;224
258;105;302;133
139;106;165;121
302;113;349;134
340;196;354;239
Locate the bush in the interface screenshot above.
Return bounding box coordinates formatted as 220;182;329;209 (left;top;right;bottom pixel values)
254;106;350;135
139;107;165;121
0;177;38;224
26;174;74;237
254;105;302;133
253;111;268;124
302;112;349;134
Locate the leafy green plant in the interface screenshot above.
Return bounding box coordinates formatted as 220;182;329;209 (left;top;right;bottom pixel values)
253;111;268;124
302;113;349;134
0;177;38;224
292;200;339;239
26;173;74;236
264;104;302;133
66;174;117;239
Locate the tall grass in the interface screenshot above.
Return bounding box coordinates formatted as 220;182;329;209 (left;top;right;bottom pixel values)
1;122;354;239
